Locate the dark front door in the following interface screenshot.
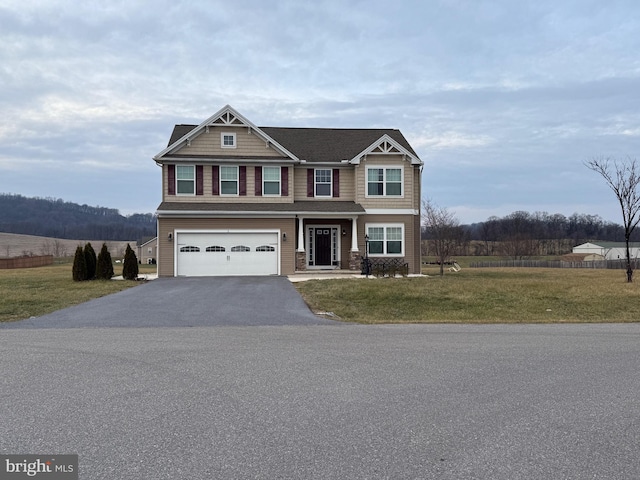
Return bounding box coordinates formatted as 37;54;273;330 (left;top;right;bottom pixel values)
315;229;332;266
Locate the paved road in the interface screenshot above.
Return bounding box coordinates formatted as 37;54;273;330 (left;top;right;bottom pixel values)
1;323;640;479
1;277;333;328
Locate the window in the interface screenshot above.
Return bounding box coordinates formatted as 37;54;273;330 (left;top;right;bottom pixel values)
366;167;402;197
315;169;332;197
366;224;404;256
205;246;225;252
231;245;250;252
176;165;195;195
263;166;281;195
179;246;200;252
220;166;238;195
221;132;236;148
256;245;275;252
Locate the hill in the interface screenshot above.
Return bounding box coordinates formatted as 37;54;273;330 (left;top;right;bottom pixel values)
0;193;155;241
0;232;135;259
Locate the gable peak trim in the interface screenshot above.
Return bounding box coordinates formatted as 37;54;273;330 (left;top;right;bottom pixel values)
349;134;422;165
153;105;299;163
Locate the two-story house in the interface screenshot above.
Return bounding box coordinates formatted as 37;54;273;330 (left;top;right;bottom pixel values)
153;105;423;277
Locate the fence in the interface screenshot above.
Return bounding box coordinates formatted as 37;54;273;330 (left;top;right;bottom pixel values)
0;255;54;269
469;259;639;269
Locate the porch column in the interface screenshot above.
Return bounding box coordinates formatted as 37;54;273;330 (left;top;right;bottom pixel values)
297;216;305;252
351;217;359;252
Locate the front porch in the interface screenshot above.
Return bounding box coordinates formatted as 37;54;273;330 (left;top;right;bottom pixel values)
294;216;362;272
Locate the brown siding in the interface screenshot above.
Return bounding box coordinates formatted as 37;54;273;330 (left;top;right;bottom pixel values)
158;217;296;277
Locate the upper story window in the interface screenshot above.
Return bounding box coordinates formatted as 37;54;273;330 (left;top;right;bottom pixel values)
366;166;403;197
221;132;236;148
220;166;238;195
176;165;195;195
263;166;281;195
315;169;332;197
366;224;404;256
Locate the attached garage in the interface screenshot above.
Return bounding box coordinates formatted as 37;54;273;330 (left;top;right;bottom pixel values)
175;231;279;276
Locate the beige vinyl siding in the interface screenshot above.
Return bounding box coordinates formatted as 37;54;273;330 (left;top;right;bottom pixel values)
157;217;296;277
355;155;416;209
163;165;293;204
356;213;420;274
293;167;355;201
172;126;282;157
414;167;421;209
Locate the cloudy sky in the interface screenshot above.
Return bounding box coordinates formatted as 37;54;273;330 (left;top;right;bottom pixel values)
1;0;639;224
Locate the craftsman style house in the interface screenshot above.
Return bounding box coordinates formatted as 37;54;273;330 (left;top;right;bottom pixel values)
153;105;423;277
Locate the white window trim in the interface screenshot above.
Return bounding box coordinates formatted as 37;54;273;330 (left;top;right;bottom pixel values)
365;165;404;198
365;223;405;257
220;165;239;196
176;164;196;196
262;166;281;196
315;168;333;198
221;132;237;149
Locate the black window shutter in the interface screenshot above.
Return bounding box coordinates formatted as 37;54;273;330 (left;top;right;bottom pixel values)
307;169;314;197
196;165;204;195
255;166;262;196
167;165;175;195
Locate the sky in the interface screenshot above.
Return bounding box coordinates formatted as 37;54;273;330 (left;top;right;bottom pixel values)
1;0;639;225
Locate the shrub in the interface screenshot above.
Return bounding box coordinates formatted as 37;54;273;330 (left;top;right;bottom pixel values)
96;243;114;280
122;243;139;280
72;245;87;281
84;242;97;280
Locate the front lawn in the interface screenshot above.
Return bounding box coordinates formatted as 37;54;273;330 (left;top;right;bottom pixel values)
0;263;153;322
295;267;640;323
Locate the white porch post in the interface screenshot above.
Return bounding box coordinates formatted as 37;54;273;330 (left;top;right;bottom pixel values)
297;216;305;252
351;217;359;252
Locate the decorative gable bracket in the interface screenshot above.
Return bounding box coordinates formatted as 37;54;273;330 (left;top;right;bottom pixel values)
349;134;422;166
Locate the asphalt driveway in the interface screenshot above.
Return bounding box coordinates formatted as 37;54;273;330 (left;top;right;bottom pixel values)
1;276;334;329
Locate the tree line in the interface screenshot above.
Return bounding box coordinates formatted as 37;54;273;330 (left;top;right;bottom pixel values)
423;210;640;259
0;193;156;241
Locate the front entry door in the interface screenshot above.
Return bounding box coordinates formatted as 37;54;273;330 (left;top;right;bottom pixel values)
315;229;332;266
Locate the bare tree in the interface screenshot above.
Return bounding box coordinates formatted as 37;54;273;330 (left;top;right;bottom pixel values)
422;200;462;276
585;157;640;282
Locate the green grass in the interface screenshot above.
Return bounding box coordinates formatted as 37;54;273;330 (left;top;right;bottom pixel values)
4;262;640;325
0;263;154;322
295;267;640;323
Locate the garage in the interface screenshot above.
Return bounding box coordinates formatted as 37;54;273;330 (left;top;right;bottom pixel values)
175;231;279;276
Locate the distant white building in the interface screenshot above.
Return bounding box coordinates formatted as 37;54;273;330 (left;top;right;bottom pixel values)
573;241;640;261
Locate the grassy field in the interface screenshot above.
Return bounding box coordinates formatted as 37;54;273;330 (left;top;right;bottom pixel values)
0;263;156;322
3;262;640;324
295;266;640;323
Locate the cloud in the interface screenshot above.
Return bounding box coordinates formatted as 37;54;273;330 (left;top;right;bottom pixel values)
0;0;639;222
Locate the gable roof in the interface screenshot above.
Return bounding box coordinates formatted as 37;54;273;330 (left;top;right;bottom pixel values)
155;106;422;165
154;105;299;162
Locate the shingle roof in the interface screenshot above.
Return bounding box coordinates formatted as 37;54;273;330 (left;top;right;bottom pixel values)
167;125;418;163
260;127;417;163
157;201;366;214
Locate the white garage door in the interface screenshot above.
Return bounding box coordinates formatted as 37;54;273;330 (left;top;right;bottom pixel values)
176;232;279;276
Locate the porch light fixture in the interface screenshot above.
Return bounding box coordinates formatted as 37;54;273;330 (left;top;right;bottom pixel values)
282;232;287;241
168;233;173;241
342;229;347;236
